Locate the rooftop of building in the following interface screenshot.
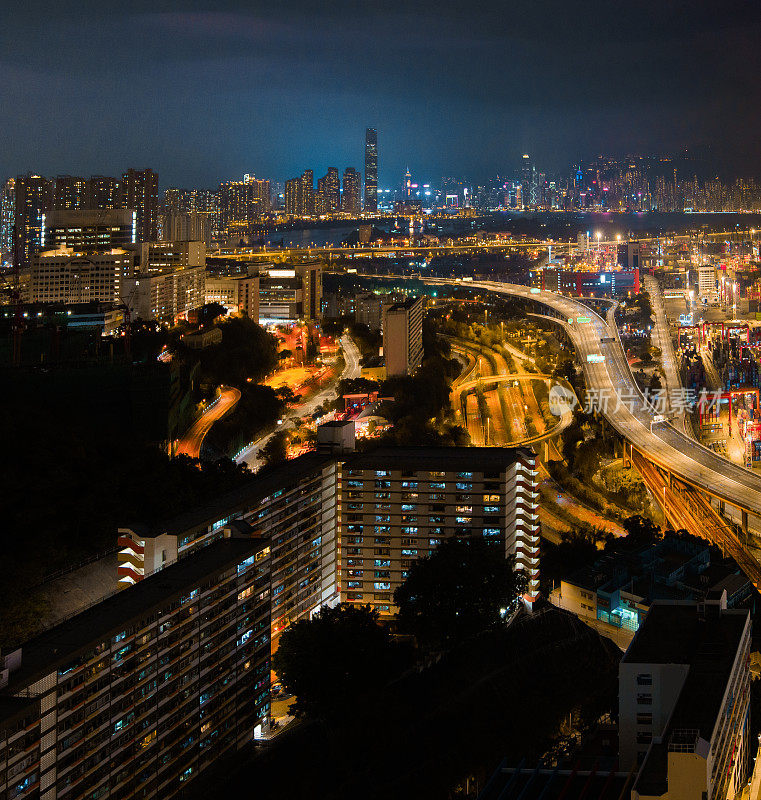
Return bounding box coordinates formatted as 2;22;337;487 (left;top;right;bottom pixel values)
2;537;264;694
622;601;747;665
47;208;134;225
626;602;750;796
386;296;422;313
344;445;534;472
562;534;749;605
479;764;631;800
129;451;335;539
35;247;132;259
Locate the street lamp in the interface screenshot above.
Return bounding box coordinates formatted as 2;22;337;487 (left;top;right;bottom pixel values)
596;231;602;251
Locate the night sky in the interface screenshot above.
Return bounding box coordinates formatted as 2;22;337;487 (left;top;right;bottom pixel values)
3;0;761;187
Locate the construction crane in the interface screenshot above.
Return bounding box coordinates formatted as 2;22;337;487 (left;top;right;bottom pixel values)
118;285;138;359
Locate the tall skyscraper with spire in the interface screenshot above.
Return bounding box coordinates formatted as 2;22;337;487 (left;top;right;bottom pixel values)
364;128;378;212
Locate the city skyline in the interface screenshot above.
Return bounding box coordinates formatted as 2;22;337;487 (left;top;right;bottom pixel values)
3;2;761;186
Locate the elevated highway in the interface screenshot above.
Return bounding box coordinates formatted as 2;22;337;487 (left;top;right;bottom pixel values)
426;278;761;530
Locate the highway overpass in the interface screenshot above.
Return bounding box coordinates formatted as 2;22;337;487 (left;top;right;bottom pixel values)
426;278;761;531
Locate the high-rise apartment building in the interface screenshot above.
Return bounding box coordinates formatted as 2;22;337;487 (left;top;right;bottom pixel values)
284;177;299;216
190;189;221;235
118;452;339;642
162;187;191;216
620;599;751;799
0;178;15;264
301;170;314;216
52;175;86;211
364;128;378;212
284;171;314;217
317;167;340;214
338;446;540;606
161;211;211;247
85;175;120;210
137;241;206;274
14;174;53;268
117;241;206;323
383;296;424;376
121;168;159;242
219;177;270;229
342;167;361;215
122;265;205;323
118;437;539;638
42;209;136;251
0;537;271;800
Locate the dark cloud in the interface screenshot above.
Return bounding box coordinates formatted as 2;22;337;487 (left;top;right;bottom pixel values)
2;0;761;185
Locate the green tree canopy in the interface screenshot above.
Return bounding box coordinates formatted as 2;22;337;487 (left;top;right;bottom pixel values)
257;430;288;468
614;514;662;551
273;604;405;719
394;538;527;652
198;302;227;325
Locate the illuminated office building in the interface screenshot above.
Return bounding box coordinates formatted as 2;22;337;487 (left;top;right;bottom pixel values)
43;209;136;251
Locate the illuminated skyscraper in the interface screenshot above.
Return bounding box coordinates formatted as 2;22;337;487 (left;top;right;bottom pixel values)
121;168;159;242
14;173;53;268
342;167;361;214
364;128;378;212
521;154;537;209
0;178;15;264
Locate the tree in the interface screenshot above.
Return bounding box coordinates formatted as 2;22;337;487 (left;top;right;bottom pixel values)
273;385;297;406
541;528;599;586
614;514;661;550
198;302;227;325
394;538;527;652
257;430;288;467
338;377;381;396
273;604;405;719
188;316;279;388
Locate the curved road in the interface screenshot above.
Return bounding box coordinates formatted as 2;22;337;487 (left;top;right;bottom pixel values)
236;334;361;469
176;387;241;459
427;278;761;521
